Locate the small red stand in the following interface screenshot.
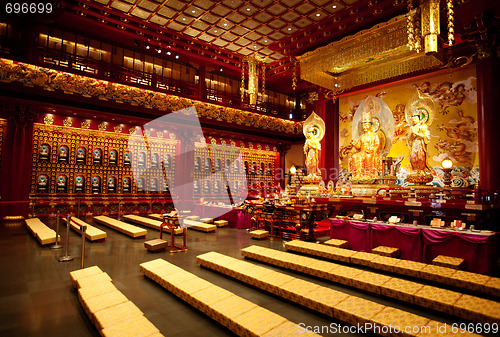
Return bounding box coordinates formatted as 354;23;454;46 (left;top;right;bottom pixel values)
161;214;187;253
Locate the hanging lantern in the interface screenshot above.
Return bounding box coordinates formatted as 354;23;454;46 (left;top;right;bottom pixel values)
242;54;264;106
421;0;440;54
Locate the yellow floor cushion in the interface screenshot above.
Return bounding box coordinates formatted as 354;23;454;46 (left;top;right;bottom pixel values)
350;251;379;267
447;270;490;292
333;296;385;326
432;255;465;270
370;307;431;336
93;300;143;331
380;278;424;304
324;239;349;248
372;245;400;258
453;294;500;324
414;285;461;315
70;266;103;289
304;288;349;316
370;255;402;273
249;229;269;239
350;270;392;294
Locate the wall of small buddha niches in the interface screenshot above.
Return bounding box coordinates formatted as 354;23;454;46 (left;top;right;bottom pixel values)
30;123;178;196
193;138;277;200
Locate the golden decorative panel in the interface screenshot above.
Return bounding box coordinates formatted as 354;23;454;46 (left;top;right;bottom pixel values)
0;119;6;172
298;14;442;92
0;58;299;135
30;123;178;196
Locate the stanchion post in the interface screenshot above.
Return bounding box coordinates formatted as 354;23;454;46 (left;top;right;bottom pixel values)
31;199;35;218
51;213;62;249
77;199;81;219
59;215;74;262
80;224;86;269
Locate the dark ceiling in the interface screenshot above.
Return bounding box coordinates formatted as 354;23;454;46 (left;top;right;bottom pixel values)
5;0;500;94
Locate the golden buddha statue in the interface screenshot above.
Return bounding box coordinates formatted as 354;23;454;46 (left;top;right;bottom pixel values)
405;90;435;184
349;97;384;181
302;112;325;184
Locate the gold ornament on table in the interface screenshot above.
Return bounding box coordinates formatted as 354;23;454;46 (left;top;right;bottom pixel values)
302;111;325;185
405;89;436;185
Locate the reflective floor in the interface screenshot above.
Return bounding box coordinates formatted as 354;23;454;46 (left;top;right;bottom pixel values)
0;217;482;337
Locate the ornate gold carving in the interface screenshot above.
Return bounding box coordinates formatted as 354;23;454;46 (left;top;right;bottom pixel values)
43;115;54;125
63;117;73;127
156;131;163;138
298;15;441;92
98;122;107;131
169;133;176;140
114;125;123;133
81;120;90;129
0;58;299;135
129;127;137;135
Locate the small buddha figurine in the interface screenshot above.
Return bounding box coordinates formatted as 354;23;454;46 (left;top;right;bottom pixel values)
123;177;130;193
109;150;117;166
93;149;102;165
124;152;131;166
37;175;48;193
75;176;84;193
138;153;145;167
76;147;86;164
164;154;171;169
58;146;68;163
107;177;116;193
136;178;144;192
39;144;50;162
57;176;67;193
150;178;157;192
92;177;100;193
151;154;158;168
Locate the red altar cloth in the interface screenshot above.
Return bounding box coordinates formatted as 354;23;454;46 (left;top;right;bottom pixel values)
329;219;371;252
329;218;498;275
421;228;497;274
370;223;423;262
191;205;252;229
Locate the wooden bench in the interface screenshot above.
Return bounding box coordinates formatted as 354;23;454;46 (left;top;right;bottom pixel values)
123;214;183;235
372;246;400;258
94;216;147;238
68;217;107;242
140;258;320;337
25;218;60;245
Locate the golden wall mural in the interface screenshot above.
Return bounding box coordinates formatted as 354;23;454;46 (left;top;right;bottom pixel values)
339;66;478;188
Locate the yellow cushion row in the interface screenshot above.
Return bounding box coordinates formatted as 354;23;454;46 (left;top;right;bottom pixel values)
284;240;500;297
139;258;321;337
25;218;60;245
94;215;147;238
242;245;500;324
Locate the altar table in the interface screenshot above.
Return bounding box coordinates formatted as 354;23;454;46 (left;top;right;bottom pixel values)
191;205;252;229
330;219;498;274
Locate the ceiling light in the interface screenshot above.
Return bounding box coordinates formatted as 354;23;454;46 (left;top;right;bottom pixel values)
316;13;321;17
145;44;150;50
287;27;292;31
214;30;218;33
332;5;337;8
246;8;251;11
223;23;228;26
166;51;171;55
182;17;186;21
175;54;179;59
191;10;196;13
264;40;268;43
157;48;161;54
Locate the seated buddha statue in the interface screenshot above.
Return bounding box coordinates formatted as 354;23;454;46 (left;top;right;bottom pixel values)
349;97;383;180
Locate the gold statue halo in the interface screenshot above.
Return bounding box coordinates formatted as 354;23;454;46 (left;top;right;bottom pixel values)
303;111;325;142
405;90;436;126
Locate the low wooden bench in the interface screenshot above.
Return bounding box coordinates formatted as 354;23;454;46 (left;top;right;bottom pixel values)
25;218;60;245
372;246;400;258
249;229;269;239
432;255;465;270
68;217;107;242
324;238;349;248
94;216;147;238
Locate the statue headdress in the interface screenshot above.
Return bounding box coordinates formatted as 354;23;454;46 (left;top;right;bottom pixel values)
405;89;436;126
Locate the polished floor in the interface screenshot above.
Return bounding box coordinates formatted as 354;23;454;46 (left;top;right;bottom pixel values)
0;217;487;337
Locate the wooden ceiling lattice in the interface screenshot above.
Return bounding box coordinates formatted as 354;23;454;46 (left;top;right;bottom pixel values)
89;0;359;63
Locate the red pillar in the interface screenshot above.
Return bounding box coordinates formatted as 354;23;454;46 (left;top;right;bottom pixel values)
476;54;500;193
0;107;35;218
